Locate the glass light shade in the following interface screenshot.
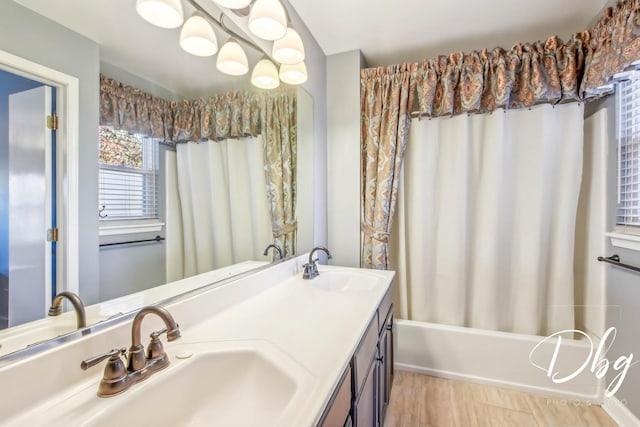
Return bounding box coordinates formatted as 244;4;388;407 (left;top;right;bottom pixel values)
212;0;252;8
252;59;280;89
248;0;287;41
180;13;218;57
279;61;307;85
216;39;249;76
136;0;184;29
272;28;305;65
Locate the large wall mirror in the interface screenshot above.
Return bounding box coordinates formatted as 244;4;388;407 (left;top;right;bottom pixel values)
0;0;313;359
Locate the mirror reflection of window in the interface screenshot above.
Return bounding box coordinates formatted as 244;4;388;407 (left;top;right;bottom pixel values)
98;126;159;221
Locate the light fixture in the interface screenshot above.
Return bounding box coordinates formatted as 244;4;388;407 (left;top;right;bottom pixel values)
216;39;249;76
180;12;218;56
272;27;305;65
136;0;184;29
252;59;280;89
279;61;307;85
137;0;308;88
211;0;252;9
248;0;287;41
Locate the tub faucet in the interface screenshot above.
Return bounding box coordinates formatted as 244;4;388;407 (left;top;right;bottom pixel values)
48;291;87;329
80;305;180;397
303;246;333;280
263;243;284;260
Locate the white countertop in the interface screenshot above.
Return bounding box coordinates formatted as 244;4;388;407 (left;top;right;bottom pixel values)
0;258;394;426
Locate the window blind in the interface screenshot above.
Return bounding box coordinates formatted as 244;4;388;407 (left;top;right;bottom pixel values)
616;74;640;227
98;127;158;220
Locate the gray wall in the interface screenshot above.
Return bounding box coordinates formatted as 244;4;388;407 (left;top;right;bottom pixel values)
586;96;640;417
0;1;101;304
326;50;364;267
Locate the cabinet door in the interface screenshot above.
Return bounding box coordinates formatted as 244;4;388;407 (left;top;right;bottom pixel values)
355;360;377;427
378;314;393;424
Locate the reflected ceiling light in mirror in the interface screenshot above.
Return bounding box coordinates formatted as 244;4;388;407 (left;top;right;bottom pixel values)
252;59;280;89
180;12;218;56
212;0;252;9
217;39;249;75
272;28;305;65
248;0;287;41
279;61;307;85
136;0;184;29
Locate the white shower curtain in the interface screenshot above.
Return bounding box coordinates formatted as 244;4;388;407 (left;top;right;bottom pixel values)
176;135;272;278
391;103;584;336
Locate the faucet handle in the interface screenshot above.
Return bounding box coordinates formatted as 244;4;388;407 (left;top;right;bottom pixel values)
81;348;129;397
147;328;168;360
81;348;126;371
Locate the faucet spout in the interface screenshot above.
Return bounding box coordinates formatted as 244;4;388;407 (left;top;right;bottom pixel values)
263;243;284;260
131;305;180;348
48;291;87;329
303;246;333;280
308;246;332;265
128;305;180;373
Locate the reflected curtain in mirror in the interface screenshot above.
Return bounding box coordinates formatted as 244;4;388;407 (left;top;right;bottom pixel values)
175;136;271;276
99;76;298;274
262;92;297;258
99;75;261;143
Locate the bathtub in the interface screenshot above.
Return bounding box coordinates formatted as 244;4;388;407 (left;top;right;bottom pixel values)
394;319;603;402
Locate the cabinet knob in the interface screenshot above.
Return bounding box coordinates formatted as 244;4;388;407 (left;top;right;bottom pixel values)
377;355;384;364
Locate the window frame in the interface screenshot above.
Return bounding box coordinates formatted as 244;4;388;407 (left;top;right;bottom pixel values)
97;126;164;236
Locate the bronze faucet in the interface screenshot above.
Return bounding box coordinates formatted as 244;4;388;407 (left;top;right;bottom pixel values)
303;246;333;279
81;305;180;397
48;291;87;329
263;243;284;260
127;305;181;374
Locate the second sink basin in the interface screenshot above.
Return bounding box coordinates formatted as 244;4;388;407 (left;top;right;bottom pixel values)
310;269;384;292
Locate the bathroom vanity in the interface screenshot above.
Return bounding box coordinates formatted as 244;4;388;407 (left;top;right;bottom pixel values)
319;284;393;426
0;255;394;426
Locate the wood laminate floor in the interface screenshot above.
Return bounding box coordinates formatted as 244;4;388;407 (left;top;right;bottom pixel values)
384;370;618;427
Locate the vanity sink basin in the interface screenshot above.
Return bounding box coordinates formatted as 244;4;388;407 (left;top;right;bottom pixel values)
310;269;383;292
69;341;314;427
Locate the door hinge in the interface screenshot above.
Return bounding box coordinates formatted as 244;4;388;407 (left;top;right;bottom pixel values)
46;114;58;130
47;228;59;242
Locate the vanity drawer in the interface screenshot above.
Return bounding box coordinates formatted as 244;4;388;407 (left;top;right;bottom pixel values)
353;315;377;394
377;287;392;334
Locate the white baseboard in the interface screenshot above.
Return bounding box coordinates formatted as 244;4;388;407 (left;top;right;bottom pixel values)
604;396;640;427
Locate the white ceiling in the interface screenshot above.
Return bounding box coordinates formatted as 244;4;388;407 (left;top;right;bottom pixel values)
287;0;611;67
13;0;612;97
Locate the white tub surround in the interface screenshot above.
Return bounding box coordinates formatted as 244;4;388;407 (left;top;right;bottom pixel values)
0;257;394;426
395;320;602;402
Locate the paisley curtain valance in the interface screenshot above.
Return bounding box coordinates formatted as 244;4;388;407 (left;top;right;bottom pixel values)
99;74;263;143
362;0;640;119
